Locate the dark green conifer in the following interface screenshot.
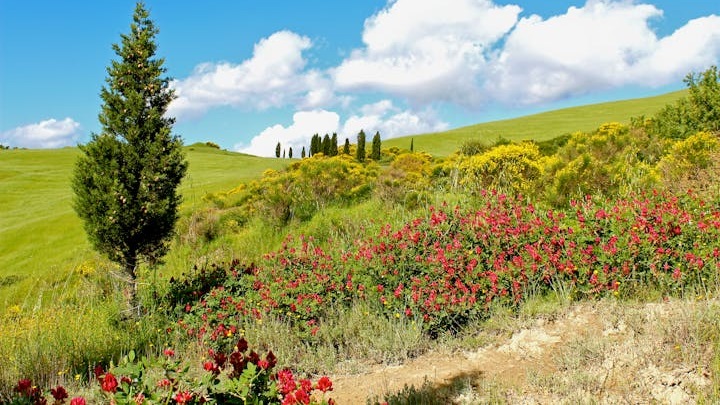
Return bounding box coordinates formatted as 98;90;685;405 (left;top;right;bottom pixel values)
72;2;186;315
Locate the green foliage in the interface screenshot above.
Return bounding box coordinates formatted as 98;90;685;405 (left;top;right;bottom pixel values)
654;131;720;199
650;66;720;139
71;2;187;312
275;142;281;158
539;122;657;206
371;131;382;161
458;139;488;156
356;130;366;162
231;155;378;225
376;152;433;208
343;138;350;155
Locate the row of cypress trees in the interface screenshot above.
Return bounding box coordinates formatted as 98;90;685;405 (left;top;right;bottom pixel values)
275;130;382;161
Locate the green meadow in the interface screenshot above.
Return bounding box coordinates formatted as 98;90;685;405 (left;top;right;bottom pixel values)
385;90;685;155
0;144;287;310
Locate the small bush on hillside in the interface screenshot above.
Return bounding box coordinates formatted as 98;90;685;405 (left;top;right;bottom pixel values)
455;142;543;197
376;152;433;208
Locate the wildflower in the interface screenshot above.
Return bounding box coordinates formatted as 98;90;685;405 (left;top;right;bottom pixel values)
173;390;193;404
101;372;118;393
316;376;333;392
70;398;87;405
14;378;32;395
294;388;311;404
134;393;146;404
277;369;296;395
299;379;312;392
203;361;219;374
156;378;172;389
163;348;175;357
51;386;69;401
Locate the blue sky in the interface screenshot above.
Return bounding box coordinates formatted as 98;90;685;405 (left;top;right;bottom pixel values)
1;0;719;156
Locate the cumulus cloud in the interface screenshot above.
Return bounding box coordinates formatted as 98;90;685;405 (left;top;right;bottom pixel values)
1;118;81;148
341;100;448;139
333;0;521;106
168;31;335;120
332;0;720;108
235;110;340;157
487;1;720;104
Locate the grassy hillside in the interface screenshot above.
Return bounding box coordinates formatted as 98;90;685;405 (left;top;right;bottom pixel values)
0;144;287;309
384;90;685;156
0;90;686;308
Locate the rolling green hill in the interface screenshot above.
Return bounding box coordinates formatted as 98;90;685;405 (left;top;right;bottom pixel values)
0;144;288;308
384;90;685;156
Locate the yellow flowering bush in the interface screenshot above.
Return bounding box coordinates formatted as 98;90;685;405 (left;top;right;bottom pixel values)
455;142;543;196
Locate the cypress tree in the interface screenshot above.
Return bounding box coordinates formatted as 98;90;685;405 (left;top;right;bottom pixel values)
72;2;186;315
275;142;281;158
330;132;339;156
288;146;293;159
301;146;306;158
343;138;350;155
322;133;331;155
410;138;414;152
356;130;366;162
371;131;381;160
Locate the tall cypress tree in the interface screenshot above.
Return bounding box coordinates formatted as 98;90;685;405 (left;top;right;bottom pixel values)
410;138;414;152
330;132;339;156
72;2;186;315
356;130;366;162
343;137;351;155
301;146;306;158
371;131;382;160
288;146;293;159
322;133;331;155
275;142;281;158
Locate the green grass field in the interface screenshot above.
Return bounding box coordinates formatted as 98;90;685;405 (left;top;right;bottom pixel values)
384;90;685;156
0;144;287;309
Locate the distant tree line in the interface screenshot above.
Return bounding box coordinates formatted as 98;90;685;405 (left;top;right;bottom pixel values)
273;130;384;162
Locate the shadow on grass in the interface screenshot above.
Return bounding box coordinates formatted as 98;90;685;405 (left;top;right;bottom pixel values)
365;370;490;405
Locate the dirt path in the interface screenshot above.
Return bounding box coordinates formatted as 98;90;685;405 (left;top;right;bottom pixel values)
328;301;713;404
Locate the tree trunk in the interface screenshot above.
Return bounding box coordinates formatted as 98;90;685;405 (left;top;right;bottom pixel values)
123;259;140;319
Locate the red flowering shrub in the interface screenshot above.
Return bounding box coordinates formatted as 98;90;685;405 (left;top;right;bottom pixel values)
172;190;720;340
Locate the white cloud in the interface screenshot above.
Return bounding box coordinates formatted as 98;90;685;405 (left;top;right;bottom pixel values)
333;0;522;106
235;110;340;157
168;31;335;120
487;1;720;104
1;118;81;148
341;100;448;139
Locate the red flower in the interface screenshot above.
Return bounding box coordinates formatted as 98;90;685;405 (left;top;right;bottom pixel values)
236;337;248;353
164;348;176;357
93;364;105;379
51;386;69;401
173;391;193;404
294;389;310;404
316;376;333;393
277;369;296;395
258;359;270;370
299;379;312;392
203;361;219;374
157;378;172;389
14;378;32;395
134;393;146;404
101;372;118;393
70;398;87;405
281;393;297;405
